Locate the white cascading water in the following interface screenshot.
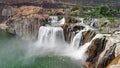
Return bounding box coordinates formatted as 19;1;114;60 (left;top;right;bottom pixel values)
26;18;103;64
27;27;103;62
90;18;98;26
37;26;65;48
58;17;65;25
71;30;85;48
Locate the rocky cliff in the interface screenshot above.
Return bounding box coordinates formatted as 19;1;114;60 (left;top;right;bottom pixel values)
84;34;120;68
4;6;48;40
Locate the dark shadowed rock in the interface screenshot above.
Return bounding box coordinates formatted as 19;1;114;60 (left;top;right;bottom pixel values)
61;23;84;43
65;17;78;24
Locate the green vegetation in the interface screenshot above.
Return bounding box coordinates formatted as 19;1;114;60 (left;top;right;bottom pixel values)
101;22;108;27
86;6;119;18
83;16;90;21
107;17;116;23
68;5;119;18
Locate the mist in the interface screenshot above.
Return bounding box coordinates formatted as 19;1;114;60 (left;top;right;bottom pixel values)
0;32;84;68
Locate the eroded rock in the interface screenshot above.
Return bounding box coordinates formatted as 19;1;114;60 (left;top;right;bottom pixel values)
97;43;116;68
6;18;45;40
85;38;107;68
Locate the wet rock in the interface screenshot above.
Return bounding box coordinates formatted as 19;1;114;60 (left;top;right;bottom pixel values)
61;23;84;43
105;42;120;68
82;30;96;44
96;35;120;68
61;23;72;42
96;43;117;68
106;55;120;68
85;38;107;68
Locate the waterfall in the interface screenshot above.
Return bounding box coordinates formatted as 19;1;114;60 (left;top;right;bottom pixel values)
90;18;98;26
58;17;65;25
48;17;65;26
27;23;103;64
71;30;85;48
37;26;65;48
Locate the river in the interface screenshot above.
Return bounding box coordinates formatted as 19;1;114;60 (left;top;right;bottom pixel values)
0;31;83;68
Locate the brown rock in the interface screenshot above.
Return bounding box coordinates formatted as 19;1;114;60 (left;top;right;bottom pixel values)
82;30;96;44
61;23;85;43
65;17;78;24
97;43;117;68
61;23;71;42
106;55;120;68
85;38;107;68
55;10;65;15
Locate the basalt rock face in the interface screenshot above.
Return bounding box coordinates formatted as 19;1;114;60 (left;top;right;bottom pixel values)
62;17;96;43
106;54;120;68
96;35;120;68
82;30;96;45
85;38;107;68
105;42;120;68
7;18;45;40
5;6;47;40
85;35;120;68
61;17;84;43
97;43;116;68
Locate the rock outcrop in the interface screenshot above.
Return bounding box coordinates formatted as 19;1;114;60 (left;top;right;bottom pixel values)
85;38;107;68
82;30;96;45
61;17;84;42
106;55;120;68
7;18;45;40
106;42;120;68
97;43;116;68
5;6;47;40
85;34;120;68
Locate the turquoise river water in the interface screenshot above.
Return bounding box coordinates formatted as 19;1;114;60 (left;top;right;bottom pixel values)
0;32;83;68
